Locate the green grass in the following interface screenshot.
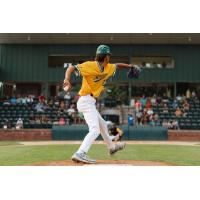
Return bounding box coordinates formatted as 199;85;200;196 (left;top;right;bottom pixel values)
0;141;21;146
0;143;200;166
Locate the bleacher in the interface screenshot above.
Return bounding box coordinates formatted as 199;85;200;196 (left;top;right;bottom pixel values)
0;103;73;129
152;98;200;130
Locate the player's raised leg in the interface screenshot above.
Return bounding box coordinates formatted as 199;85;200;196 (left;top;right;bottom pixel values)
98;113;126;155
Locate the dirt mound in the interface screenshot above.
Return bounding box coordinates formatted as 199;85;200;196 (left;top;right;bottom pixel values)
30;160;175;166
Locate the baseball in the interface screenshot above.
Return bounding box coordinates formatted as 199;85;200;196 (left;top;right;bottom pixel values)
63;85;70;91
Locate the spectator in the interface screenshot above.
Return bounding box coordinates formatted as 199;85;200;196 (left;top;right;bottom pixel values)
16;118;23;129
21;96;27;104
172;120;179;130
64;92;72;104
135;99;142;112
176;94;183;102
186;89;191;99
162;93;169;103
67;104;75;117
148;114;155;126
162;119;168;128
183;100;190;112
128;114;134;126
150;94;157;106
163;103;169;113
10;96;17;105
27;95;33;105
58;118;65;125
39;94;45;102
140;95;147;108
136;110;143;125
167;121;173;129
175;107;182;117
16;95;22;104
156;96;162;105
35;102;45;112
3;119;11;129
145;98;152;109
172;99;179;109
191;90;197;99
147;108;153;116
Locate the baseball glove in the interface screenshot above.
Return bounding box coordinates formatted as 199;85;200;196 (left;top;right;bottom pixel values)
127;65;141;79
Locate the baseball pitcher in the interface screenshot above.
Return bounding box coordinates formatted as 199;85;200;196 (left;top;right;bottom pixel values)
63;45;140;164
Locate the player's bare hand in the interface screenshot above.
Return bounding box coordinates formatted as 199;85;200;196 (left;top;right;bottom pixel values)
63;79;72;91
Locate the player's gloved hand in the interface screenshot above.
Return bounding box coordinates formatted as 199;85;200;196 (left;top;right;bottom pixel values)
63;79;72;91
127;65;141;79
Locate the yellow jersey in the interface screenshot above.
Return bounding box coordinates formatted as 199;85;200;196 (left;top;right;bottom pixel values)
75;61;116;98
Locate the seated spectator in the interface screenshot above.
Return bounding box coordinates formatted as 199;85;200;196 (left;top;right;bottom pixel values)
35;102;45;112
21;96;27;104
175;107;182;117
135;99;142;112
162;93;169;103
3;119;11;129
29;114;35;124
64;92;72;104
27;95;33;105
10;96;17;105
163;103;169;113
150;94;157;106
156;96;162;105
176;94;183;102
39;94;45;102
136;110;143;125
67;104;75;117
162;119;168;128
182;100;190;111
167;121;173;129
147;108;153;115
172;120;179;130
191;90;197;98
145;99;152;109
141;114;148;125
172;99;179;109
3;96;10;105
35;117;41;124
48;98;54;108
15;118;23;129
41;115;48;124
148;115;155;126
140;95;147;108
16;95;22;104
59;101;66;110
58;118;65;125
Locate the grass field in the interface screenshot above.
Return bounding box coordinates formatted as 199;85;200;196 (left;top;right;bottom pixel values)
0;142;200;166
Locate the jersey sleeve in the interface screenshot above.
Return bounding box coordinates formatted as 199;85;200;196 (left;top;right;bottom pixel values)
108;63;117;77
75;61;93;77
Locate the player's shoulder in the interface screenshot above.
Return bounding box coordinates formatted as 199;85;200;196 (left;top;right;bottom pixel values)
80;61;96;66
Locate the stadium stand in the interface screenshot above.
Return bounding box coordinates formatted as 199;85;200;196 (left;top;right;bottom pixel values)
0;93;200;130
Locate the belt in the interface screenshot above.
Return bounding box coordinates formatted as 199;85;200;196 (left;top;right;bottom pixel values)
90;93;97;100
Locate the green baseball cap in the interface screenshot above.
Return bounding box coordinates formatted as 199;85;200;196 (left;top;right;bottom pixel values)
96;45;111;55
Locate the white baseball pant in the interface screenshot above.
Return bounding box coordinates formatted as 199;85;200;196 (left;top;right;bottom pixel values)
76;95;115;154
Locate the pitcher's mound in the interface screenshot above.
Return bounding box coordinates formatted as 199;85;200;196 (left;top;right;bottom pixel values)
31;160;175;166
